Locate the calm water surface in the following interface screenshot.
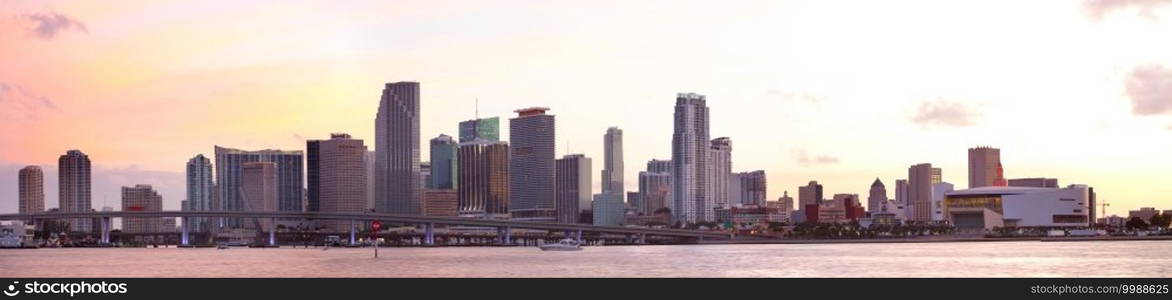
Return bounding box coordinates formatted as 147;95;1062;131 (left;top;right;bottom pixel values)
3;241;1170;277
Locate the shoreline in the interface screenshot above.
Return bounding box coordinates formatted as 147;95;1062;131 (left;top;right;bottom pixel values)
698;235;1172;245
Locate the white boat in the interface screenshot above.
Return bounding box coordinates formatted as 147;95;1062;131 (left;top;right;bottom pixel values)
539;239;582;251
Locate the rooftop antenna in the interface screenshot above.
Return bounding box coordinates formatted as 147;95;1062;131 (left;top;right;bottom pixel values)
475;97;479;120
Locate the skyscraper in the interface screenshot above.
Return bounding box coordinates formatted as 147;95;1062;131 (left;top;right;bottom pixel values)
671;93;711;223
375;81;422;215
647;159;672;174
121;184;162;233
968;146;1004;188
457;139;510;218
364;150;375;211
778;191;794;219
868;178;887;214
429;134;457;189
908;163;941;222
601;127;624;203
509;107;556;221
798;181;823;208
308;134;368;231
638;172;671;215
458;117;500;143
18;166;44;215
242;161;277;231
186;155;213;232
737;170;767;206
708;137;732;209
593;193;624;226
58;150;92;232
556;154;592;224
214;146;303;226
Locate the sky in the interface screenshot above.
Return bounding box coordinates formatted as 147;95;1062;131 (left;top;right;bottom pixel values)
1;0;1171;217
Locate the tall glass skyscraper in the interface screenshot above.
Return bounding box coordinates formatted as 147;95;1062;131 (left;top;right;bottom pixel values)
58;150;92;232
672;93;711;223
457;139;510;218
509;107;556;221
708;137;731;209
556;154;591;224
186;154;213;232
429;134;457;189
601;127;624;203
375;81;422;215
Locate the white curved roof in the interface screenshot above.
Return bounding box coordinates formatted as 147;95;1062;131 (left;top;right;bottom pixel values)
945;186;1055;196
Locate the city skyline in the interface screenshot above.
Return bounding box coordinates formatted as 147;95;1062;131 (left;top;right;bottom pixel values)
3;1;1172;218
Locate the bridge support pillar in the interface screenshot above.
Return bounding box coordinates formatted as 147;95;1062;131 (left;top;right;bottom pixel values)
504;226;512;245
575;229;582;242
181;217;189;246
638;233;646;244
269;218;276;246
100;217;110;244
349;220;356;246
424;223;435;245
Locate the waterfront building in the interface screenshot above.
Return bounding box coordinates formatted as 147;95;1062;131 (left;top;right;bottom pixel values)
638;171;672;216
931;182;955;222
18;166;44;214
429;134;457;189
308;134;368;231
1129;207;1160;223
968;146;1005;188
185;155;213;232
867;178;887;214
556;154;592;224
908;163;941;223
375;81;422;215
58;150;92;233
593;193;624;226
944;185;1091;230
214;146;303;226
736;170;767;206
364;150;376;211
708;137;732;209
242;162;278;232
508;107;556;221
776;191;794;222
798;181;823;208
423;189;458;217
121;184;163;233
672;93;711;223
457;139;510;218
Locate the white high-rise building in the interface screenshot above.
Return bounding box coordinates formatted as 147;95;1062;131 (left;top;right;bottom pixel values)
708;137;731;209
601;127;624;203
671;93;711;223
186;154;213;232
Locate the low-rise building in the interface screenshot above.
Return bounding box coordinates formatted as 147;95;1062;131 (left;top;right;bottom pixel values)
944;185;1090;231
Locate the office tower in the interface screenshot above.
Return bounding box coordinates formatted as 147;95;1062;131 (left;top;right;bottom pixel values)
429;134;457;189
365;150;375;211
672;93;711;223
508;107;556;221
556;154;592;224
737;170;767;206
242;162;277;231
121;184;162;233
375;81;422;215
708;137;732;209
308;134;367;231
729;172;743;205
646;159;672;174
420;162;431;190
968;146;1004;188
423;189;458;217
457;139;510;218
601;127;625;203
868;178;887;214
306;140;320;212
908;163;941;222
215;146;303;226
638;172;672;215
778;191;794;219
1008;178;1059;188
798;181;823;208
627;191;641;213
18;166;44;214
458;117;500;143
895;179;909;204
593;193;623;226
186;155;213;232
58;150;92;232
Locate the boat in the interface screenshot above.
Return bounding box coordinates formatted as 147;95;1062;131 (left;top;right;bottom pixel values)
216;243;230;250
538;239;582;251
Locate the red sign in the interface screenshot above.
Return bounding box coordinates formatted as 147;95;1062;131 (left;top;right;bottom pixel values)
371;220;382;231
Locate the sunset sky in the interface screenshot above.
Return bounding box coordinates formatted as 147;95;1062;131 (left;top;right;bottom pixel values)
2;0;1171;217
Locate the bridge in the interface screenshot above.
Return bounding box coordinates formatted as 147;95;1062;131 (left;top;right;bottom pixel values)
0;211;731;246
